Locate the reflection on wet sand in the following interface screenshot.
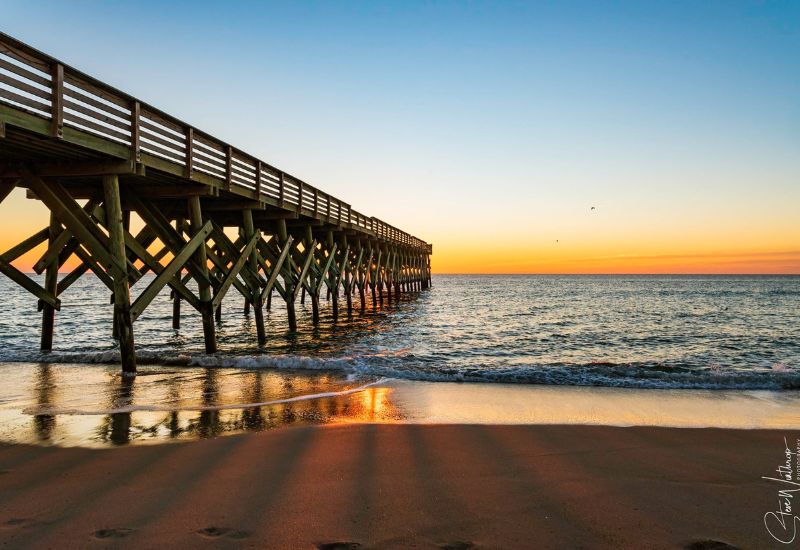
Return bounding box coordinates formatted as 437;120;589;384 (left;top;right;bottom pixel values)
14;363;402;447
33;364;55;441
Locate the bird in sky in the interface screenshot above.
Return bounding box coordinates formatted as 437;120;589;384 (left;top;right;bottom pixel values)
590;206;596;211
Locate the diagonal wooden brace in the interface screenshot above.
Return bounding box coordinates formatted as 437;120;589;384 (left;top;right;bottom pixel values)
211;230;260;311
0;258;60;309
130;221;212;321
32;198;100;274
292;239;317;302
0;228;49;263
129;194;212;287
23;175;126;279
260;235;294;303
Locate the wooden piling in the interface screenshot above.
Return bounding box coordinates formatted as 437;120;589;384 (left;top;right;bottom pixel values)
329;232;340;321
172;218;184;329
243;209;266;345
188;195;216;353
102;174;136;373
40;212;60;351
277;219;297;331
305;226;320;325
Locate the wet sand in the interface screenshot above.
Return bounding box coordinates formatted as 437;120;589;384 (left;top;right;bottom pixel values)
0;424;791;548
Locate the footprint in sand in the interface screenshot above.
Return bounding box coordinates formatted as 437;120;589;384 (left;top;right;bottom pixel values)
93;528;134;539
439;543;476;550
685;541;738;550
3;518;37;529
196;527;249;539
317;543;362;550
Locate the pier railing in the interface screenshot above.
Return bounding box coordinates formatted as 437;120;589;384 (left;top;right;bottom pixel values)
0;32;431;253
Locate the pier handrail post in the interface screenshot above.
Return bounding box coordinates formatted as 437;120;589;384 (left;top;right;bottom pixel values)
279;172;285;207
185;127;194;177
297;180;304;214
225;146;233;191
50;63;63;139
130;101;141;162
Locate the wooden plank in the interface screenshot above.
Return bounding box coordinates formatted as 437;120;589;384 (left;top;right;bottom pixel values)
0;57;50;86
64;73;130;111
61;124;130;159
0;257;60;309
0;87;51;113
63;97;130;130
64;111;130;142
61;84;127;119
130;220;211;321
0;72;51;100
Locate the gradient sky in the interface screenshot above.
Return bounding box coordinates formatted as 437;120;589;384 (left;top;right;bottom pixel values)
2;1;798;273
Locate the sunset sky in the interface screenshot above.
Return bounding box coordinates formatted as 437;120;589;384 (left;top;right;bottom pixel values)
2;1;798;274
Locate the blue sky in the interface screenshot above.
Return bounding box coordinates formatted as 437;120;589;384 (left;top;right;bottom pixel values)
2;1;799;272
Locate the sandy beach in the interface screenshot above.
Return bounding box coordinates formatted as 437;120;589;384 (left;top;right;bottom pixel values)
0;424;790;548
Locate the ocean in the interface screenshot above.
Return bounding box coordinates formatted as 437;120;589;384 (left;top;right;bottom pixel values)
0;274;798;445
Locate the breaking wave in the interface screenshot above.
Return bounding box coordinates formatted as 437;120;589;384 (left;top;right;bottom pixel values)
5;349;800;390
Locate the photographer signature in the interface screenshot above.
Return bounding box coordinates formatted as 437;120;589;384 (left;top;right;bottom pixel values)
763;437;800;544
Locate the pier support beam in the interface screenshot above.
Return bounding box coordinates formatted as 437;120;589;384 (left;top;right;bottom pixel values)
39;212;60;351
188;195;216;353
103;174;136;374
328;232;340;321
243;209;266;345
304;226;320;325
277;220;297;331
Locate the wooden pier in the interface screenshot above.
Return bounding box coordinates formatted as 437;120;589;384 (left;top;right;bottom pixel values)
0;33;432;373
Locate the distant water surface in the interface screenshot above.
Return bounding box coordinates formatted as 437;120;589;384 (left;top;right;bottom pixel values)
0;274;798;388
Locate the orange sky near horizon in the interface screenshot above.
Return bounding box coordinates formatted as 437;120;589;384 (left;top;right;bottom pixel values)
2;187;797;276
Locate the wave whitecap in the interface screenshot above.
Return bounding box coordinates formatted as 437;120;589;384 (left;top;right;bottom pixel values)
3;349;799;391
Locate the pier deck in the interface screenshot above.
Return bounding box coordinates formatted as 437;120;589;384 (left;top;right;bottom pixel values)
0;32;432;372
